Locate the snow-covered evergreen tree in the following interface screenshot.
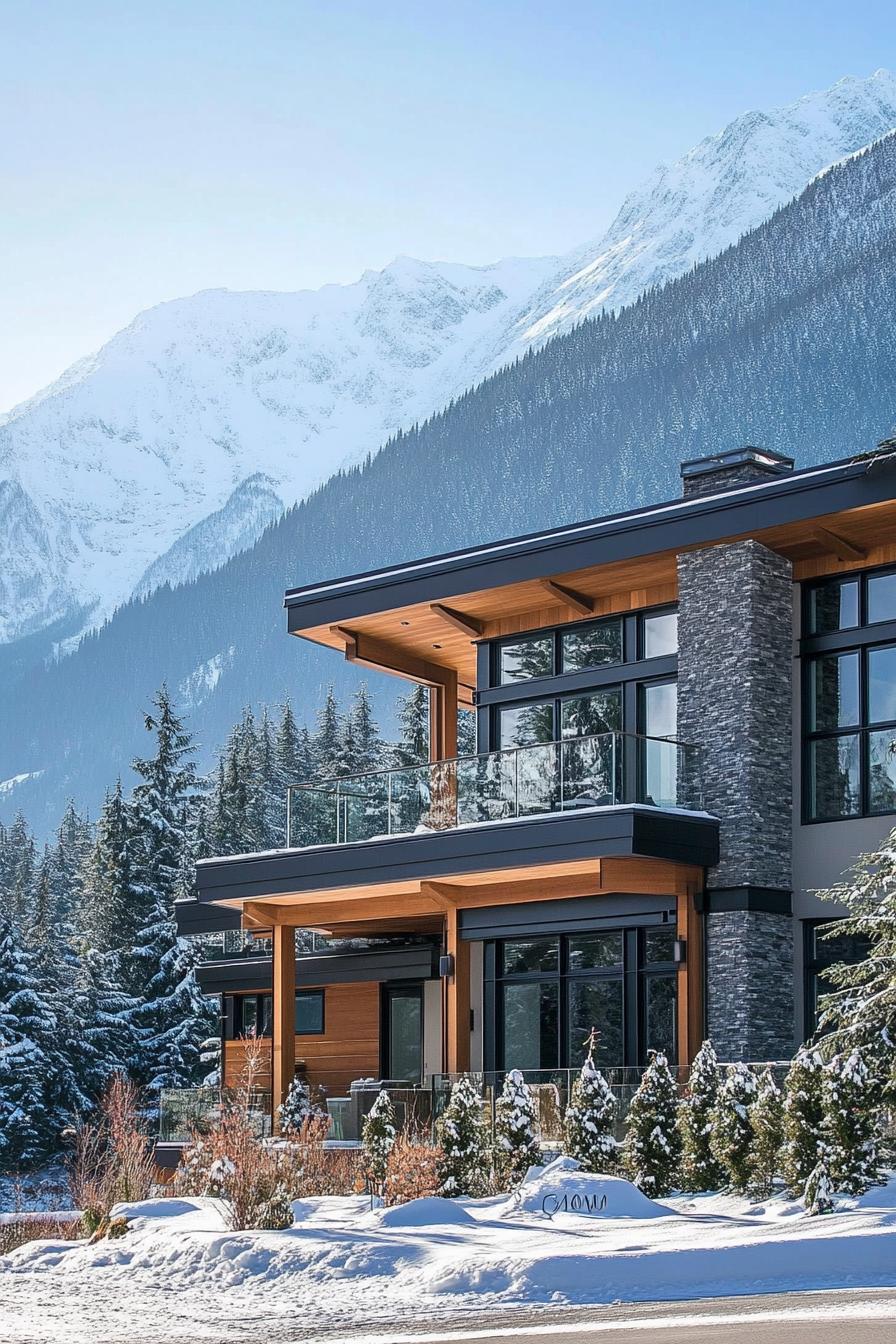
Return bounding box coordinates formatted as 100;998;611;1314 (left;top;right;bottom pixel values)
0;814;36;927
749;1066;784;1197
362;1089;397;1193
0;915;61;1167
82;782;139;955
278;1077;325;1135
394;684;429;767
437;1075;490;1197
782;1048;826;1196
495;1069;541;1185
678;1039;725;1192
314;686;344;778
824;1048;882;1195
122;688;213;1100
564;1040;618;1173
804;1155;835;1215
813;830;896;1074
709;1063;758;1194
625;1052;681;1197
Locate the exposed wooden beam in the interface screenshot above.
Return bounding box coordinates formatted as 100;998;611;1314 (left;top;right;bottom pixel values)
539;577;595;616
810;526;867;562
331;626;457;689
420;880;461;909
430;602;484;639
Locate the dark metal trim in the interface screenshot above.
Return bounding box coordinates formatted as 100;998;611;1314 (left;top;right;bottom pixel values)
195;807;720;905
459;893;676;940
284;455;896;631
703;886;793;914
197;943;441;994
476;654;677;708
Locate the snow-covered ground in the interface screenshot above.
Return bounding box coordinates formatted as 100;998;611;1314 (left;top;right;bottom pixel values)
2;1160;896;1343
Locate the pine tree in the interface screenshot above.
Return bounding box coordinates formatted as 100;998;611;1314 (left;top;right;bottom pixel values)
82;782;139;954
678;1039;726;1192
278;1077;324;1135
437;1075;490;1197
564;1037;619;1174
314;686;344;779
782;1048;827;1196
0;915;60;1167
0;814;36;927
804;1155;835;1215
122;688;213;1101
495;1069;541;1185
824;1048;882;1195
394;684;429;767
749;1067;784;1197
813;830;896;1073
709;1063;758;1194
362;1090;397;1194
625;1052;681;1197
73;944;136;1100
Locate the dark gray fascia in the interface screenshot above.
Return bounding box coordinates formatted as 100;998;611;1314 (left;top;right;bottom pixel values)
195;806;720;907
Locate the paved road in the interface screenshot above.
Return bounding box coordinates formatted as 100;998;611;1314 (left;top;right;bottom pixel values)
316;1289;896;1344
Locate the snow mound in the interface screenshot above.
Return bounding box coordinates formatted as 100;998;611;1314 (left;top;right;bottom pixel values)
369;1197;477;1228
508;1156;672;1220
109;1197;206;1222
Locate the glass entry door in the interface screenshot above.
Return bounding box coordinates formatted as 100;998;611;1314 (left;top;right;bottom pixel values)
383;985;423;1083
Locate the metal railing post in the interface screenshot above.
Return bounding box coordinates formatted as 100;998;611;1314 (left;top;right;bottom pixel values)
286;786;292;849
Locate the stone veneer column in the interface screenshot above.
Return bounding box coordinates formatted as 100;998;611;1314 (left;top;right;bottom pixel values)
677;539;795;1061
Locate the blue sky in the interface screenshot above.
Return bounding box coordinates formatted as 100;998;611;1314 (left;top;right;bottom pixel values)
1;0;894;410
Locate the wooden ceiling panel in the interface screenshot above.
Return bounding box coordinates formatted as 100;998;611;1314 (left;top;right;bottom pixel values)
293;500;896;692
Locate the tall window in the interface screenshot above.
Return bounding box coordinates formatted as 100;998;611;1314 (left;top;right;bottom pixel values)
489;926;677;1072
804;569;896;820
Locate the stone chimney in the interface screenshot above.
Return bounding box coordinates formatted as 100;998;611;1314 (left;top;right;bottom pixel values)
680;446;795;499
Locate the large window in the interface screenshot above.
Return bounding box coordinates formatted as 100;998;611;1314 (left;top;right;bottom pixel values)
804;569;896;821
804;921;870;1037
223;990;325;1039
489;925;677;1072
482;608;679;809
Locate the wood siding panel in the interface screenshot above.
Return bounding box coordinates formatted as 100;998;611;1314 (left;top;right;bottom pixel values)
223;981;381;1100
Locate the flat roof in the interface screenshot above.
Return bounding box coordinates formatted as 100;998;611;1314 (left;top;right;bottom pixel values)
283;450;896;634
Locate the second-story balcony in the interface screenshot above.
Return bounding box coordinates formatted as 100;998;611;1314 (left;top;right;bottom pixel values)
287;731;702;850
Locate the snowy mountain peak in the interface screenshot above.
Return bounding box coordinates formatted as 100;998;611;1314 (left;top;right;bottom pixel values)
1;70;894;650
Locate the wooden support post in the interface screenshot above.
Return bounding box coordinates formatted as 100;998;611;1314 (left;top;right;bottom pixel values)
676;882;704;1070
271;923;296;1131
445;906;471;1073
429;671;458;763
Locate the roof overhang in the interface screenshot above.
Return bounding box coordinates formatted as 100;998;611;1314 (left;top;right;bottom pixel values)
194;806;719;927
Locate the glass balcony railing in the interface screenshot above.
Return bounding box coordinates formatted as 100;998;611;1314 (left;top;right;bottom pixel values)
287;732;702;850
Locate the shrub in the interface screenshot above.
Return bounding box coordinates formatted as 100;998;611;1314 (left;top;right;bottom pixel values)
678;1040;726;1192
495;1070;541;1187
564;1057;618;1174
0;1216;83;1256
824;1047;883;1195
804;1156;835;1216
174;1103;297;1230
278;1078;327;1137
625;1052;681;1198
709;1063;758;1194
361;1091;397;1195
782;1048;826;1196
68;1075;155;1227
436;1076;490;1197
384;1133;444;1205
749;1067;784;1197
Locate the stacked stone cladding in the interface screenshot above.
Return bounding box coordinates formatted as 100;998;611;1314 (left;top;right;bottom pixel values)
677;538;795;1060
681;461;792;499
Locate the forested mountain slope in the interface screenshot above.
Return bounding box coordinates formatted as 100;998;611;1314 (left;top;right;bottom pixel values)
4;131;896;833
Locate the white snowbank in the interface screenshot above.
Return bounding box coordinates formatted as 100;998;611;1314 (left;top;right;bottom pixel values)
3;1176;896;1342
503;1155;671;1220
367;1197;477;1228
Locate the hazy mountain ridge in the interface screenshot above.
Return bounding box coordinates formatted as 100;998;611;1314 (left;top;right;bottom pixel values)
3;127;895;833
2;70;895;649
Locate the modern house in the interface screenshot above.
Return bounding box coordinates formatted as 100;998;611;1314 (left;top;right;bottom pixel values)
177;443;896;1129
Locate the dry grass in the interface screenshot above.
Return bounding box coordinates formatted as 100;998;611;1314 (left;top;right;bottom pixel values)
0;1216;83;1256
68;1074;156;1229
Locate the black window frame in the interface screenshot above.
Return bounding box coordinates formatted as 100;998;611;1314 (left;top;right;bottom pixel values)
802;565;896;823
487;922;677;1072
295;989;326;1036
803;918;871;1038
